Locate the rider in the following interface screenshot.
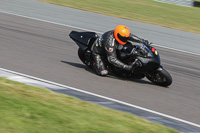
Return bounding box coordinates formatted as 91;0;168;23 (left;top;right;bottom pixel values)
91;25;149;76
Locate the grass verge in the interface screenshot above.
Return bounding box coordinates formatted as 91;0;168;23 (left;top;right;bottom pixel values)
0;77;178;133
38;0;200;34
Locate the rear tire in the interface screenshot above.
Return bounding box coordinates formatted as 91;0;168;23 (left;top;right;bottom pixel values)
78;48;92;68
146;68;172;87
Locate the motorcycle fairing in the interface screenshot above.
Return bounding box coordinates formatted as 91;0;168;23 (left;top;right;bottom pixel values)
69;31;98;51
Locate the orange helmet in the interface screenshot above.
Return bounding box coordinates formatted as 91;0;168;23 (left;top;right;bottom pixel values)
114;25;130;45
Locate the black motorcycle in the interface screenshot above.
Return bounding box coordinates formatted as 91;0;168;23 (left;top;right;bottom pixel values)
69;31;172;87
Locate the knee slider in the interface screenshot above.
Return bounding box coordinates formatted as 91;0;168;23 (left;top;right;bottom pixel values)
100;70;108;76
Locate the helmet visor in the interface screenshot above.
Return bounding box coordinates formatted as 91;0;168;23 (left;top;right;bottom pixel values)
117;33;129;43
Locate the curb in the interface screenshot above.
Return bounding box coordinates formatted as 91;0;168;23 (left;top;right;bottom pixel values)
0;68;200;132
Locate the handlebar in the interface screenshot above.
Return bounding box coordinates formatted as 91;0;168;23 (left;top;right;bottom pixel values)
129;33;152;47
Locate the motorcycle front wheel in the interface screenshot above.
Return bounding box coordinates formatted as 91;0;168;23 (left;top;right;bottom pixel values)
146;68;172;87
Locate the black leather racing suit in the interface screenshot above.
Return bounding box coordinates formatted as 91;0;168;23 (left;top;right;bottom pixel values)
91;30;141;76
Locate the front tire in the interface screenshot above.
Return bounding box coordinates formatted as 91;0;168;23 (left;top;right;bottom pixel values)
146;68;172;87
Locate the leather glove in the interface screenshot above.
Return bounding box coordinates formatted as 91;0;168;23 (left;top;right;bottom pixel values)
130;59;142;73
134;59;142;67
123;59;142;71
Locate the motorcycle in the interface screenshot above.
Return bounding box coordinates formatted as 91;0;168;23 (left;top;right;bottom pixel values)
69;31;172;87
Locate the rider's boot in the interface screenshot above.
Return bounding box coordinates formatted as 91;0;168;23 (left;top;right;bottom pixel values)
92;53;108;76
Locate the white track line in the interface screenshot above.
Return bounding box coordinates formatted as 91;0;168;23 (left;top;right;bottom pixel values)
0;10;200;56
1;67;200;128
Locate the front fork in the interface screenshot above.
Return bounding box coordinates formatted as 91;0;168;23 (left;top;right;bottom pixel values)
145;65;163;80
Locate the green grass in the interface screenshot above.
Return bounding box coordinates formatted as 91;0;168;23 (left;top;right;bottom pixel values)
0;77;178;133
38;0;200;34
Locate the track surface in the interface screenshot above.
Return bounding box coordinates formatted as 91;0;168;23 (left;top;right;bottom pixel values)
0;13;200;125
1;0;200;55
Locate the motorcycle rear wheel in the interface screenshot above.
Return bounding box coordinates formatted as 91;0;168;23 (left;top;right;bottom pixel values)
146;68;172;87
78;48;92;68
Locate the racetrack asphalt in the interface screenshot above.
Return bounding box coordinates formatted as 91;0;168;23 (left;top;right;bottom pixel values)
0;12;200;127
0;0;200;55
